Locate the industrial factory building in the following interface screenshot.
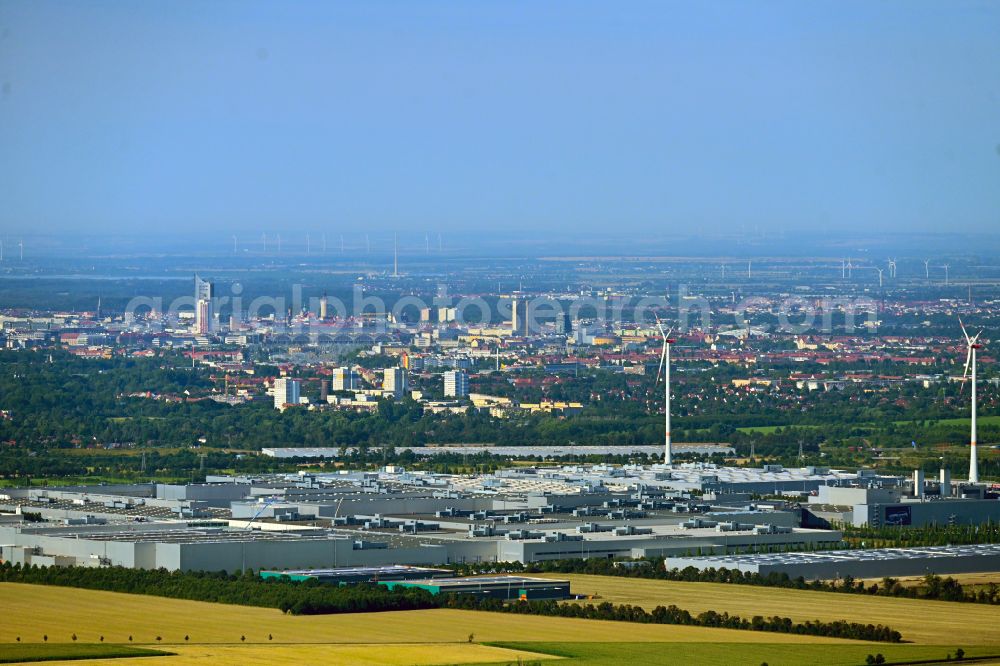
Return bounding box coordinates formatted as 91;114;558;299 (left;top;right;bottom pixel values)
665;544;1000;580
259;565;452;585
380;575;571;601
3;462;997;575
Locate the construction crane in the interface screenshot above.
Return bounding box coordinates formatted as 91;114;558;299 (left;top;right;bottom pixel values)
244;496;279;530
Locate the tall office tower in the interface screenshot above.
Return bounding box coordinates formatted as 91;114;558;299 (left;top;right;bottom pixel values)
510;298;528;336
194;274;214;334
443;370;469;398
319;292;329;320
383;366;406;398
332;366;358;391
196;300;211;335
273;378;301;411
555;313;573;335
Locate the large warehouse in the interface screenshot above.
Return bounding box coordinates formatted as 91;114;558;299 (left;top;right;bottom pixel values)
380;575;571;601
0;467;847;571
665;544;1000;580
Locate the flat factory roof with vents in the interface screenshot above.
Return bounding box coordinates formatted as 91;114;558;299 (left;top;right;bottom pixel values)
665;544;1000;580
259;565;452;584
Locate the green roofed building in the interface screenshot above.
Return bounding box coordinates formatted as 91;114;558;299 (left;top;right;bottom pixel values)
379;575;570;601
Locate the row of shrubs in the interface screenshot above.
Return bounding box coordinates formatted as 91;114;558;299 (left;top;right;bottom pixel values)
0;562;439;614
444;595;901;643
0;561;901;642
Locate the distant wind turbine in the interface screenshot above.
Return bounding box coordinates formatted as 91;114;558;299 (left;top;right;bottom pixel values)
959;317;984;483
655;317;676;466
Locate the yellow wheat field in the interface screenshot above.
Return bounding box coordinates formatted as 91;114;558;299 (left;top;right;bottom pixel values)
4;644;558;666
0;583;858;647
547;573;1000;645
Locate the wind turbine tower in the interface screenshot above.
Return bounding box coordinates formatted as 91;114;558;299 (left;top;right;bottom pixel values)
18;239;23;261
943;264;950;285
960;318;983;483
876;268;883;288
393;233;399;278
655;319;676;466
924;259;930;279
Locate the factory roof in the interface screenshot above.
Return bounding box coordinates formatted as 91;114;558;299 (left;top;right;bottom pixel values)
668;543;1000;568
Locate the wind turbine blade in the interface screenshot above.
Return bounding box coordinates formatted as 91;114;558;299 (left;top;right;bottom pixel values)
959;317;971;343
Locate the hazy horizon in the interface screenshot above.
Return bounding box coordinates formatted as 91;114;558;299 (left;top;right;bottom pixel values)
1;1;999;236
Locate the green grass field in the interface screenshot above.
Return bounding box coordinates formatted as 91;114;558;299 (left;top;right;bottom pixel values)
731;414;1000;434
0;644;167;664
482;642;1000;666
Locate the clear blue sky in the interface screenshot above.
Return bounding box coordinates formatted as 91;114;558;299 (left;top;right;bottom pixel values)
0;1;998;236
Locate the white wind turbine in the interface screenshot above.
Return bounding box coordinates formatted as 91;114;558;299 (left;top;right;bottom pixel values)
959;318;984;484
655;318;676;466
924;259;930;279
